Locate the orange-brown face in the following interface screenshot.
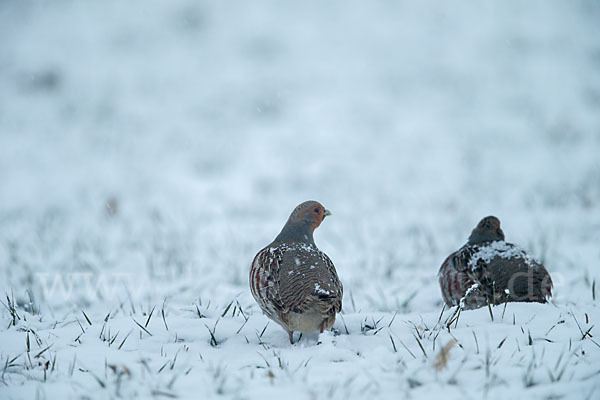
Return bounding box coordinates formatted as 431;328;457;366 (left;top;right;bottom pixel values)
290;201;331;232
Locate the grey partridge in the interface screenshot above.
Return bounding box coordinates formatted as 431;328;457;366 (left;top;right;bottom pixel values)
249;201;343;343
439;216;553;310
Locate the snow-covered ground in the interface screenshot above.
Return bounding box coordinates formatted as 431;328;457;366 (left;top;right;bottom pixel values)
1;1;599;398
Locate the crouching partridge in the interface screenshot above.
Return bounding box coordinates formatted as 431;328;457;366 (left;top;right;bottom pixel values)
439;216;553;310
249;201;343;344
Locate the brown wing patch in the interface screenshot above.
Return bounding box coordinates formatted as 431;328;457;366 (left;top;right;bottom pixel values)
439;246;480;307
319;251;343;314
250;246;290;327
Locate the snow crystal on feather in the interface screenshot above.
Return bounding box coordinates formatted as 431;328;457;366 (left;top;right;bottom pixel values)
468;241;538;270
300;243;316;252
314;283;331;295
459;283;479;307
464;283;479;298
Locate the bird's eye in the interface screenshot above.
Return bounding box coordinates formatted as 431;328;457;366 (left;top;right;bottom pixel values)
314;208;320;213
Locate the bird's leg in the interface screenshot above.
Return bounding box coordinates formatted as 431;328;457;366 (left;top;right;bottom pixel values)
288;331;294;344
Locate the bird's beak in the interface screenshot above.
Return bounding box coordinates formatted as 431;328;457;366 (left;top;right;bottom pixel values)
324;209;332;217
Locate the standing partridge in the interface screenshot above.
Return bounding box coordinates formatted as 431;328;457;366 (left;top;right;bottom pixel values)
249;201;343;344
438;216;553;310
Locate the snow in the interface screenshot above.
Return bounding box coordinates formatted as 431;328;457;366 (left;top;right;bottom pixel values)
461;283;480;307
468;241;538;270
1;0;600;399
314;283;331;295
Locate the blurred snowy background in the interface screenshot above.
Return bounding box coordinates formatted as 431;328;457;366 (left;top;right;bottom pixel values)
1;0;599;399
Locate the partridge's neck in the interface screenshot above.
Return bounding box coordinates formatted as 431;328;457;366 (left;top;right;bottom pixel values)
468;232;500;245
273;222;315;245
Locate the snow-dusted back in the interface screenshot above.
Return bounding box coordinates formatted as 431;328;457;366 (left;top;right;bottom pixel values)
468;241;538;270
1;1;599;399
